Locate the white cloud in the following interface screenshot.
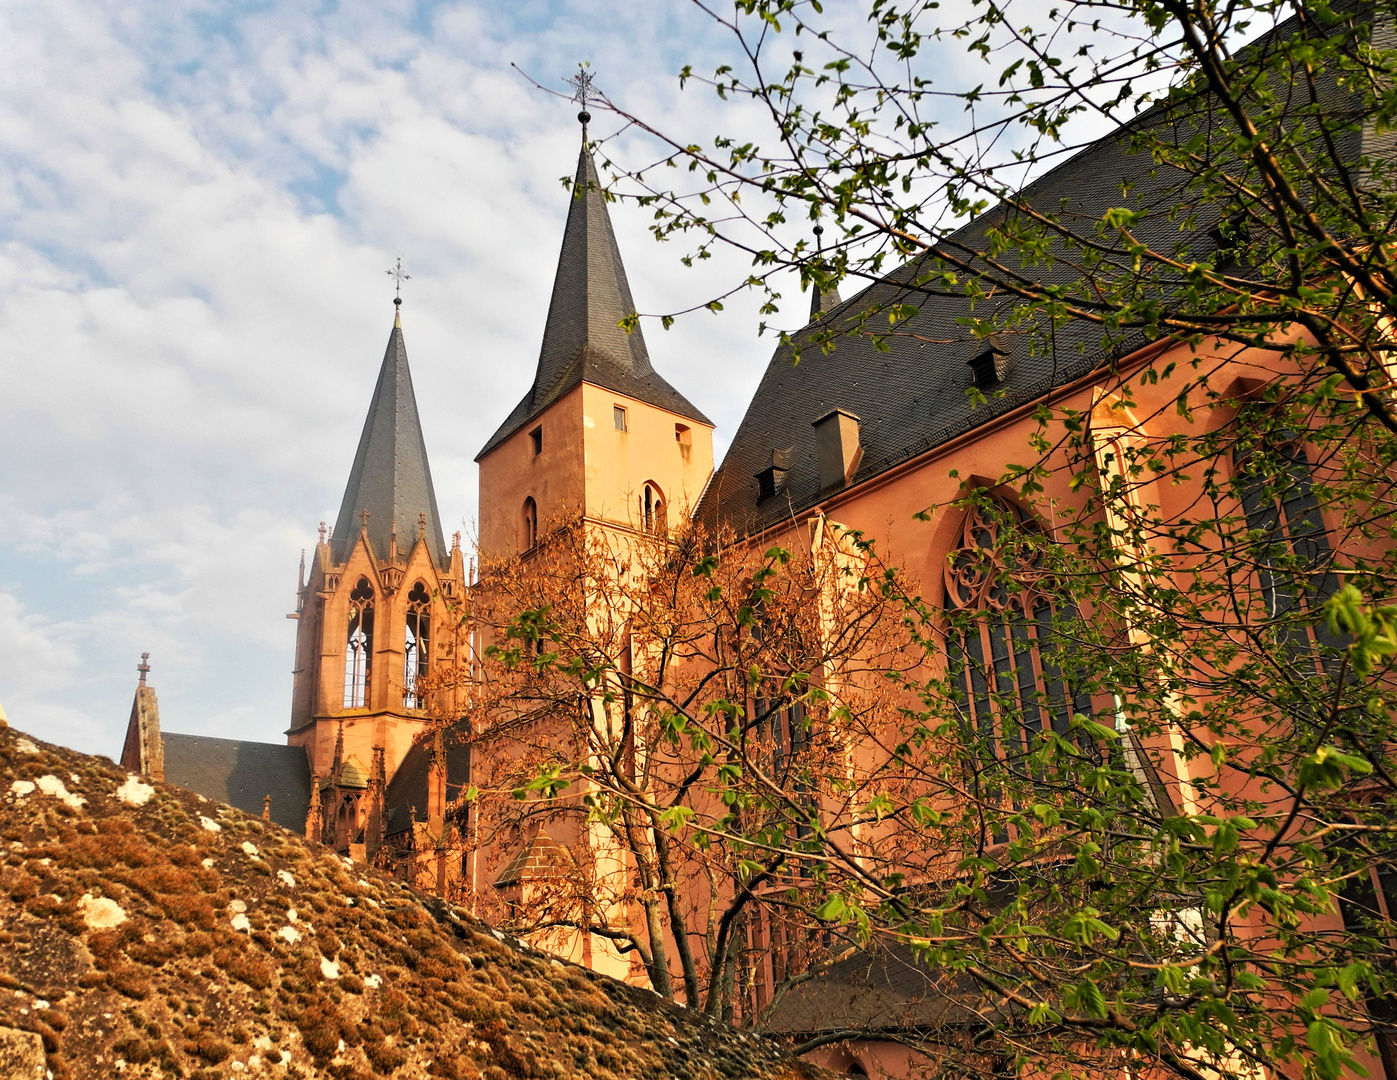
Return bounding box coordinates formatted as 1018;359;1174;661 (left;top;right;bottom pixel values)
0;0;797;756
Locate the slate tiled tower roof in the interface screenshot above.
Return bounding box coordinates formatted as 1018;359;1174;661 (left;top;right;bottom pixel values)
477;140;710;460
331;313;447;566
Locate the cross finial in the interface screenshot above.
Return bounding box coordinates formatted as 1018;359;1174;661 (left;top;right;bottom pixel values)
360;509;371;529
386;255;410;309
138;652;151;686
318;520;327;545
417;511;427;540
567;62;596;125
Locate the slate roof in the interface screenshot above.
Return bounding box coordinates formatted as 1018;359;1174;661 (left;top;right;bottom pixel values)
477;139;711;460
383;731;472;837
696;9;1370;537
764;938;1006;1036
161;733;312;833
331;316;448;567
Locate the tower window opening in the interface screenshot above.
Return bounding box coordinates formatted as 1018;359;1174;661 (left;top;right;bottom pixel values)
343;577;375;708
613;405;628;432
675;424;692;461
529;426;542;457
641;482;666;535
404;581;431;709
523;497;539;551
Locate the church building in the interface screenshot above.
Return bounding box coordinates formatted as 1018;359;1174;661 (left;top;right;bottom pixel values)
118;116;710;882
113;64;1386;1075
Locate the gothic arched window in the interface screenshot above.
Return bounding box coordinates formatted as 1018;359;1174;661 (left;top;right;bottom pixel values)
641;482;666;535
343;577;374;708
943;494;1090;767
1234;437;1339;653
404;581;431;709
522;497;538;551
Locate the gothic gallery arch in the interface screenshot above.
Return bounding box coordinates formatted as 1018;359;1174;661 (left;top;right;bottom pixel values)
640;482;666;535
343;577;374;709
403;580;431;709
942;493;1090;764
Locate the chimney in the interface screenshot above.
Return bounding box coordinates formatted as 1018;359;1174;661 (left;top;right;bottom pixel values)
812;409;862;492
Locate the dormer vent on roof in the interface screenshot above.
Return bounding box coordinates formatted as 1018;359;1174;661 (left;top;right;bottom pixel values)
812;410;862;492
754;447;795;502
1209;213;1250;270
968;334;1012;391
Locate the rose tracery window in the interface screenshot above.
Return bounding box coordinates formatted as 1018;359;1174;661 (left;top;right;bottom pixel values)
343;577;375;708
943;494;1090;768
404;581;431;709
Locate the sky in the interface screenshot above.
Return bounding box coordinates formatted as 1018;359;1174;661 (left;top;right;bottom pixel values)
0;0;1188;760
0;0;836;757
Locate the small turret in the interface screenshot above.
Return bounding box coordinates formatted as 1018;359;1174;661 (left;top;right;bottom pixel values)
119;653;164;781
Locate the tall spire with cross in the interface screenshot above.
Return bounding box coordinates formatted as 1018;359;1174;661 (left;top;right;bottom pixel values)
568;62;596;134
476;65;710;460
330;260;446;566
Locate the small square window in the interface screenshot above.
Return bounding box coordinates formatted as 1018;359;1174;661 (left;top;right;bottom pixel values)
613;405;628;432
529;426;542;457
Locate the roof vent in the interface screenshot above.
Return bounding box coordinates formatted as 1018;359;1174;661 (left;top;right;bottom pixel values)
755;447;795;503
811;409;861;492
969;334;1011;390
1210;213;1249;270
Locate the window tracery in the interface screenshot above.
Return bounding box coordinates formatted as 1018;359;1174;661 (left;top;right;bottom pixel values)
1234;437;1339;650
343;577;374;708
404;581;431;709
943;494;1090;767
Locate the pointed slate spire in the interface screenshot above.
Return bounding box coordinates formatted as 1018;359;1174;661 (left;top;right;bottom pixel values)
809;281;843;321
331;310;447;567
533;144;654;402
477;132;709;460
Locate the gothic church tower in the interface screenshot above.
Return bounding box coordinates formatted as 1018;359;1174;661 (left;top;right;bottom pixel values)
288;301;465;855
475;126;715;557
471;119;715;978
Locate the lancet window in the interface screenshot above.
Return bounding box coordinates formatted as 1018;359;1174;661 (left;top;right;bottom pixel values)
943;494;1090;768
750;692;808;784
523;497;538;551
343;577;375;708
404;581;431;709
1234;438;1339;650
